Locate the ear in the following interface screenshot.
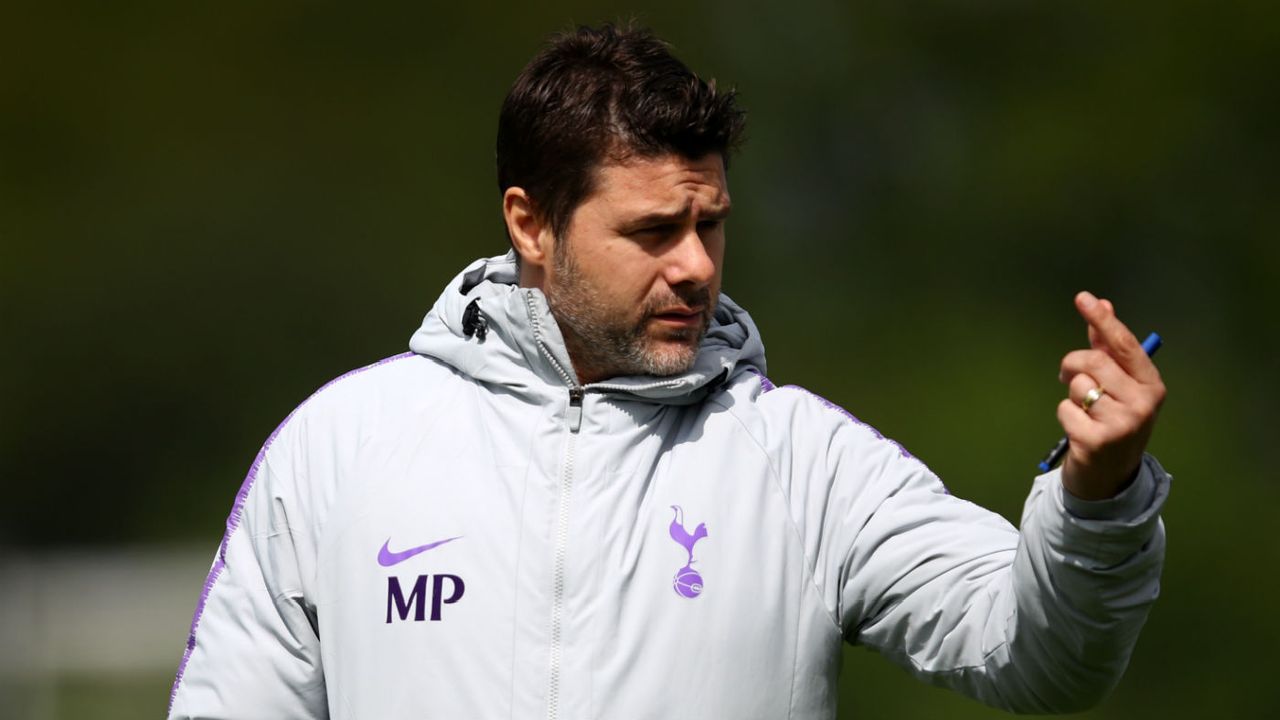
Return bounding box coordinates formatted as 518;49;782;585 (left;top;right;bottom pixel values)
502;187;553;285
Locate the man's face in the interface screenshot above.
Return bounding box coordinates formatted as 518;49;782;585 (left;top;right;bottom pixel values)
543;152;730;384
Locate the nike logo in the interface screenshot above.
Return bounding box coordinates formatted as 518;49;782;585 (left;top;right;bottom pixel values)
377;536;462;567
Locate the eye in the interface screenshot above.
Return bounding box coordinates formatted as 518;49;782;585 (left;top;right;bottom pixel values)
697;219;723;233
633;223;677;239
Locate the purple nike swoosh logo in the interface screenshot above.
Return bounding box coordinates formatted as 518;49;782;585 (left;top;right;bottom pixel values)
377;536;462;567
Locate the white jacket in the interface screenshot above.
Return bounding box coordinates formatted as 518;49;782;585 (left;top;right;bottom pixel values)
169;253;1169;719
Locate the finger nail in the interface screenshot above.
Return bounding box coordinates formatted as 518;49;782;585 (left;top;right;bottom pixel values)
1079;291;1098;309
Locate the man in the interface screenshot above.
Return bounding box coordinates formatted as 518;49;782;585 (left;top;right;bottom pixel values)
169;24;1169;719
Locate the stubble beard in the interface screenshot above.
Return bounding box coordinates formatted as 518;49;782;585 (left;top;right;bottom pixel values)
545;242;714;382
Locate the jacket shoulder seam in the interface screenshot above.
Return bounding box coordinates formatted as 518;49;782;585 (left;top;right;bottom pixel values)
708;386;843;634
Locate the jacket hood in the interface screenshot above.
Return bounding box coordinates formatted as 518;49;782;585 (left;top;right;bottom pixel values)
408;252;767;405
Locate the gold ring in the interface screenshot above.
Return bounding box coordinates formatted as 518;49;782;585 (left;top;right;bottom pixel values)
1082;386;1106;411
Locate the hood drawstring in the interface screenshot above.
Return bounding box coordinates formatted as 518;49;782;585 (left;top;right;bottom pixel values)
462;298;488;341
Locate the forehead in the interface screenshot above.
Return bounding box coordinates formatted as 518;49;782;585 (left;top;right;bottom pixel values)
584;153;730;216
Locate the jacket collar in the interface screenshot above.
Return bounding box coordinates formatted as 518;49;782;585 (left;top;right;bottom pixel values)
408;253;767;405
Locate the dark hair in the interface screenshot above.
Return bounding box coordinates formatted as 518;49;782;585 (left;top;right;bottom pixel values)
496;23;746;239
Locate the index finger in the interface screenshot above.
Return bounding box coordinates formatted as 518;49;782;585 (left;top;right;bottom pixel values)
1074;291;1161;383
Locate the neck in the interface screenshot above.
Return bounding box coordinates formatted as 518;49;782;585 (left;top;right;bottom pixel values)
517;263;545;291
559;325;605;385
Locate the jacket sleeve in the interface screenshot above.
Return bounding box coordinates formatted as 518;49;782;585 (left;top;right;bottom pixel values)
168;417;328;720
776;389;1169;714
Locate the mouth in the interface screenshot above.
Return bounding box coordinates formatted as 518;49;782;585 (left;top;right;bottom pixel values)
650;307;706;326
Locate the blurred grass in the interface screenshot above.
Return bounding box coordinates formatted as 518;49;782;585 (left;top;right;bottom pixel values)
3;674;171;720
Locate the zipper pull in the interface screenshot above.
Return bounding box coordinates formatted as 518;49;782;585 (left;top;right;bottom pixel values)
567;387;584;433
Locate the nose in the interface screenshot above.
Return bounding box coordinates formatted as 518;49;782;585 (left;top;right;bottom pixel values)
664;226;717;290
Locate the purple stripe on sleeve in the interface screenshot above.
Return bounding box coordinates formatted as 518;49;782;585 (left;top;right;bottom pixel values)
168;351;416;712
780;384;916;461
746;367;776;393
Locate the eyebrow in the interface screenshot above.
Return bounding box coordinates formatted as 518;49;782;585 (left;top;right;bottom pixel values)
619;201;732;234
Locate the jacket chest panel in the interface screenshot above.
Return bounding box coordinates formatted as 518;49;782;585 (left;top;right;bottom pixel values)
316;399;551;717
316;396;817;717
553;413;811;717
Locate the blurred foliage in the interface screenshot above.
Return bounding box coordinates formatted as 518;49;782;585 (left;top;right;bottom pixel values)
5;674;168;719
1;1;1277;718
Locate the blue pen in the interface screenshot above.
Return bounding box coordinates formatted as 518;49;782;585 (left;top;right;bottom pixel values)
1037;332;1163;473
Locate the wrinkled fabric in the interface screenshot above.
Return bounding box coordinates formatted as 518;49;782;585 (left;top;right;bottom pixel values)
170;253;1168;719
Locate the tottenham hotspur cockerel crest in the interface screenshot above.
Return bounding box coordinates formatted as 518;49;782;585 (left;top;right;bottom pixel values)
668;505;708;599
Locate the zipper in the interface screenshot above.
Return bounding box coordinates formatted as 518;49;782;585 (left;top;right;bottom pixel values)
545;389;578;720
526;291;581;720
588;378;684;395
524;290;685;718
524;292;577;392
566;387;584;433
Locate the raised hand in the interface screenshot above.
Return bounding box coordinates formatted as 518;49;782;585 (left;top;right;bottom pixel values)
1056;292;1167;500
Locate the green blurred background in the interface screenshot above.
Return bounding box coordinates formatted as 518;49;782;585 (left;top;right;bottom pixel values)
1;1;1276;718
